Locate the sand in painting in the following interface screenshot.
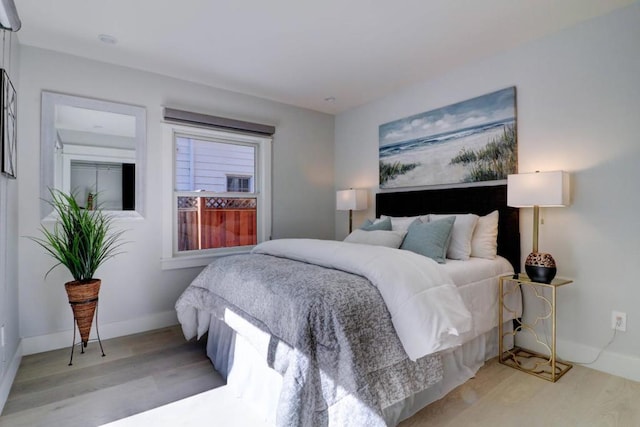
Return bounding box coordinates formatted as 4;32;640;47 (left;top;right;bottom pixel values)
383;127;505;188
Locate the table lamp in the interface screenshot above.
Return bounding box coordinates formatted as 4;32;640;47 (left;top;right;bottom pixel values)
507;171;570;283
0;0;21;31
336;189;368;233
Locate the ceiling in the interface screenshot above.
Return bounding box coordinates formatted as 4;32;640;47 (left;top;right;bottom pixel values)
56;105;136;137
15;0;636;114
55;105;136;150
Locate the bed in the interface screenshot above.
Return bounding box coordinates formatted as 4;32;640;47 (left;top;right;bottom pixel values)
176;184;521;426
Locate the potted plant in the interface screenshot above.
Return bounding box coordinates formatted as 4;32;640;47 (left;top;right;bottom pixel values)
29;189;125;357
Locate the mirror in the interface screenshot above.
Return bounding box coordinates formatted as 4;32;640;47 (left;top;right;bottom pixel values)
41;92;146;219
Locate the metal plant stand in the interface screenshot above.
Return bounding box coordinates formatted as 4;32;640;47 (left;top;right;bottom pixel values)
68;298;106;366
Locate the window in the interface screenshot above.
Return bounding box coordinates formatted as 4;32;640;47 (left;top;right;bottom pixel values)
162;123;271;269
226;175;251;193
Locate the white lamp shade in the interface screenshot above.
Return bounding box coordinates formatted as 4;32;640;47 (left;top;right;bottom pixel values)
336;189;368;211
507;171;570;207
0;0;21;31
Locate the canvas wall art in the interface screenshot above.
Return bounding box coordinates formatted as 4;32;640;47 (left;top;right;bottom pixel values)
379;87;517;189
1;69;17;179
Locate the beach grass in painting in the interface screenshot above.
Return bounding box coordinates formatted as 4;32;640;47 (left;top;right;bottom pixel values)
449;123;516;182
379;160;419;186
379;87;517;188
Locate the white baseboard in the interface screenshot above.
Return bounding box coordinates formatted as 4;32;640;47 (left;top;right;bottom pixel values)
22;310;178;356
0;340;22;415
556;337;640;382
516;334;640;382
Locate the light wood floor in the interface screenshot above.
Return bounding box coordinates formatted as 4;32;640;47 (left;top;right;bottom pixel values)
1;326;639;427
0;326;224;427
400;356;640;427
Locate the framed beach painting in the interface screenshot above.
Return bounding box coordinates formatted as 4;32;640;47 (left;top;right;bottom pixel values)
1;69;17;179
379;87;517;189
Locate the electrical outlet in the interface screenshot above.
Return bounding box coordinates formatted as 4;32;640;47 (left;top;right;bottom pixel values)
612;311;627;331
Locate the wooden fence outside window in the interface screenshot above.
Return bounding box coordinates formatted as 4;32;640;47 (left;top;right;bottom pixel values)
177;196;257;251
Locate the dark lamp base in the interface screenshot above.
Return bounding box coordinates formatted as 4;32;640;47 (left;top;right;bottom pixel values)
525;252;557;284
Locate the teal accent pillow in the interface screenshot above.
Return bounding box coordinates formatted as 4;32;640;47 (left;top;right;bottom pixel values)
360;217;392;231
400;216;456;263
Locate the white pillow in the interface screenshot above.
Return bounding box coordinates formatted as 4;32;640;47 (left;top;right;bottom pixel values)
429;213;479;260
380;214;430;232
470;210;499;259
344;229;407;248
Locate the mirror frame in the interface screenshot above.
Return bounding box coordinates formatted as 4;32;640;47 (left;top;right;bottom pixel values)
40;91;147;219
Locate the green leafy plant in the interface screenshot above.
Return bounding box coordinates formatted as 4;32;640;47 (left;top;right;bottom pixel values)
29;189;126;282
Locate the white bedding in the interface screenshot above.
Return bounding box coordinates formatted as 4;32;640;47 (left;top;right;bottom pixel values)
442;256;520;338
442;256;515;287
253;239;473;360
207;318;514;426
206;252;520;426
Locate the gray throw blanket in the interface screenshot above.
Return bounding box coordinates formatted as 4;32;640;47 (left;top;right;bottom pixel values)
176;253;443;426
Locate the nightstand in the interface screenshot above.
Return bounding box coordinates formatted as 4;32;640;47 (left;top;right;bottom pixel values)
498;273;573;382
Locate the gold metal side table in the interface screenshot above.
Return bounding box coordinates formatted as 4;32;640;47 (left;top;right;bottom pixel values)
499;273;573;382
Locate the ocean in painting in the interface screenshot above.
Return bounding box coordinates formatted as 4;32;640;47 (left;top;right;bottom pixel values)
379;87;517;188
379;119;513;158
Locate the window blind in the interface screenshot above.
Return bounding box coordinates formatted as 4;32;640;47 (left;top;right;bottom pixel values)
163;107;275;136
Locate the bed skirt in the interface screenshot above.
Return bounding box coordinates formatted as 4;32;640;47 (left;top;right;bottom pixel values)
206;315;514;426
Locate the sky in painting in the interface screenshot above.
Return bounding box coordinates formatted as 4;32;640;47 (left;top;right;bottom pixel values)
379;87;516;147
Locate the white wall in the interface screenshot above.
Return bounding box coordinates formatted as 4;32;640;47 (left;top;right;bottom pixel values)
335;4;640;380
17;46;334;353
0;32;21;413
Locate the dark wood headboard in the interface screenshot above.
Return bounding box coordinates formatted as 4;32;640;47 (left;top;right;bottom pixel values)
376;184;521;272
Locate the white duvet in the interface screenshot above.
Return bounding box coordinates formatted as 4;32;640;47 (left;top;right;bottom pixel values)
253;239;473;361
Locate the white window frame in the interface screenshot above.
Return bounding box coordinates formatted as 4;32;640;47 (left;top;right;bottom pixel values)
161;122;272;270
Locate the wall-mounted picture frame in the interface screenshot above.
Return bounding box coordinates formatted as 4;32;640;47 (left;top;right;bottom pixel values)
379;87;517;189
1;68;17;179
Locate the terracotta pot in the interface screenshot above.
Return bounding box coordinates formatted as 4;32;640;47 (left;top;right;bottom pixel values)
64;279;101;347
